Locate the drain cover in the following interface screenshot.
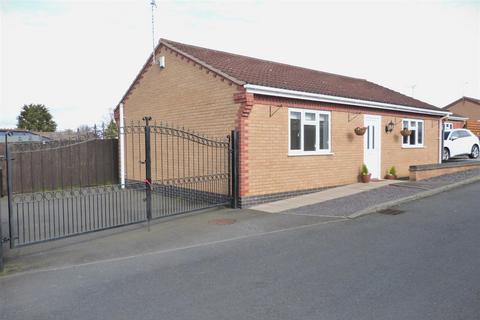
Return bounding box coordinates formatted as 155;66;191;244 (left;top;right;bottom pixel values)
208;218;236;225
378;208;404;215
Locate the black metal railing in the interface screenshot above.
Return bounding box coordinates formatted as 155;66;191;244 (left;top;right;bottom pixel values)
10;183;146;246
2;117;237;250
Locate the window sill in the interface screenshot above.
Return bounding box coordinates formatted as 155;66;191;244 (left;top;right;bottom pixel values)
402;145;425;149
288;152;334;157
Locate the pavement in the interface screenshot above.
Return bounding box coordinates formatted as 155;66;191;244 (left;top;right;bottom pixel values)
1;207;343;275
1;180;480;319
1;168;480;276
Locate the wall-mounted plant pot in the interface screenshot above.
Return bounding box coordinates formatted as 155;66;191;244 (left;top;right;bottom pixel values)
354;127;367;136
360;173;371;183
400;128;412;137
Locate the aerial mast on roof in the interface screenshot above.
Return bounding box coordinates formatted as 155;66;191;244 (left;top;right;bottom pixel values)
150;0;157;65
410;84;417;98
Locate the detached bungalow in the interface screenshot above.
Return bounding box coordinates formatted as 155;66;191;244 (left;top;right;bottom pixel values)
116;39;450;207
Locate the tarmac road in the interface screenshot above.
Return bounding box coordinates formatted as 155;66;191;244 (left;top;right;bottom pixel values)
1;182;480;320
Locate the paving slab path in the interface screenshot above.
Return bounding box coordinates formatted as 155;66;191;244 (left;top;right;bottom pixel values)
251;180;401;213
254;169;480;218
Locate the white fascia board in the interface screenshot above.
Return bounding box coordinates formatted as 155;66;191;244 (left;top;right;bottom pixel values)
447;116;468;121
244;84;451;117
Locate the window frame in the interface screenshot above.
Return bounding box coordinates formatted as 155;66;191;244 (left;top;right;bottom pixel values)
288;108;332;156
443;122;453;131
401;118;424;148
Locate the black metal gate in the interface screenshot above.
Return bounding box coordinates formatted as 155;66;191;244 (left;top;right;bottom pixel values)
129;117;234;220
1;118;237;250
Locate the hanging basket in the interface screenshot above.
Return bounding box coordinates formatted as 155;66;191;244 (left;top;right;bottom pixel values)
400;128;412;137
354;127;367;136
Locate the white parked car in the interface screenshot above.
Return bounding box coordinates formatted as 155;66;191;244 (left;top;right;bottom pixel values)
443;129;480;161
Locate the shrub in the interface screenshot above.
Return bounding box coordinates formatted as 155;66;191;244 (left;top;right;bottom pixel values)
388;166;397;176
361;164;369;176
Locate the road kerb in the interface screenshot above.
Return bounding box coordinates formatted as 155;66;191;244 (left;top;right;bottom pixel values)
347;175;480;219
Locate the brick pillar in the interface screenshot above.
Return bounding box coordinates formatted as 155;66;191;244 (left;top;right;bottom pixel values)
233;91;254;206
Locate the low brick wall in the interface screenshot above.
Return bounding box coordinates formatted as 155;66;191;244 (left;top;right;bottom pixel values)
239;186;332;208
410;161;480;181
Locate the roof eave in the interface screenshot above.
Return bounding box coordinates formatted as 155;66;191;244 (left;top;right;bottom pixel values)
244;84;450;117
448;116;469;121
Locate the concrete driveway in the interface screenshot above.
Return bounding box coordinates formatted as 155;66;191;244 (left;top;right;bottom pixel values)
443;155;480;163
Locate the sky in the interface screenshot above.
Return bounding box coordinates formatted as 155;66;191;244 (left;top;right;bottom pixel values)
1;0;479;130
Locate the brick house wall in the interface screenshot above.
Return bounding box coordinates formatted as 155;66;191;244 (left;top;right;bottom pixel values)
122;47;241;181
446;99;480;121
240;96;440;203
123;46;240;136
381;114;440;177
449;120;466;129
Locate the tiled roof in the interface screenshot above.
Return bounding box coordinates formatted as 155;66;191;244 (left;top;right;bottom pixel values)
162;39;441;112
444;96;480;109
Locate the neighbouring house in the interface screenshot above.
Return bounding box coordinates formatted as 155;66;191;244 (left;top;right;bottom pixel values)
115;39;450;207
35;130;94;141
443;113;468;130
0;129;51;143
0;129;51;196
444;97;480;136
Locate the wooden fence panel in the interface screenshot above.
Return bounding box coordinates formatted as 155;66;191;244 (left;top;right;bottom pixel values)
466;120;480;137
0;139;118;195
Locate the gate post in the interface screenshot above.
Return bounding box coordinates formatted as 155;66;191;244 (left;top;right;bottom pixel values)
143;116;153;226
0;131;14;268
5;133;14;249
0;184;2;271
0;168;3;271
230;130;239;208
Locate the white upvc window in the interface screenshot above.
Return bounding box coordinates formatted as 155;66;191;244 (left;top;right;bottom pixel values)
288;108;331;155
444;122;453;130
402;118;424;147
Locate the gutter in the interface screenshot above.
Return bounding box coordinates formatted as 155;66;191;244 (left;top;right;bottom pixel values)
439;115;449;163
244;84;451;117
447;116;468;121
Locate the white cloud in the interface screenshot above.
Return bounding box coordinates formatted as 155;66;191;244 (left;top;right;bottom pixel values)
1;0;479;129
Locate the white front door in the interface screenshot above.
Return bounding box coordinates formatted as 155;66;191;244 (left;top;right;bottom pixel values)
364;115;382;179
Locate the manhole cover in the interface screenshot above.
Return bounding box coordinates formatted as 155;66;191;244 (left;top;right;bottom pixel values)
208;218;236;225
378;208;404;215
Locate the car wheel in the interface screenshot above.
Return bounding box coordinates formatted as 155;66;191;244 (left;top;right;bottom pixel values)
469;145;479;159
443;148;450;161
